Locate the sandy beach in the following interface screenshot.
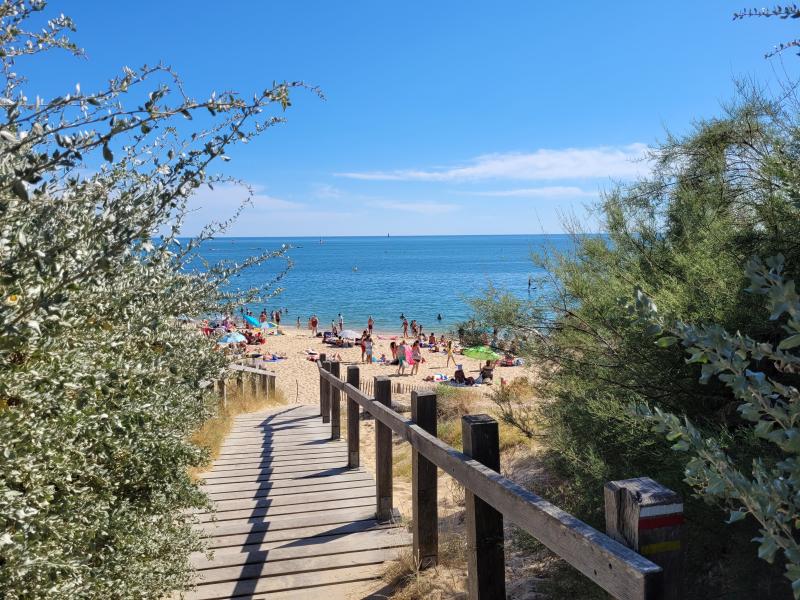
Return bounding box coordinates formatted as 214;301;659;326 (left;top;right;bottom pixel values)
232;326;528;407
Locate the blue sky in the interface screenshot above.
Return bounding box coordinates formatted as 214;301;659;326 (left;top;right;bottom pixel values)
21;1;792;235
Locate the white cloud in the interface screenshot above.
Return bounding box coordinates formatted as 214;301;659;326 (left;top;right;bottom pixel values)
311;183;345;199
191;183;305;212
368;201;459;215
465;186;597;198
336;143;649;182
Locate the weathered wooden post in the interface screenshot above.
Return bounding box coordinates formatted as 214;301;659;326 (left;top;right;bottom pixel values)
412;391;438;569
249;371;258;398
218;377;227;409
329;361;341;440
318;353;327;418
462;414;505;600
374;376;393;521
236;372;244;398
320;360;332;423
346;365;360;468
259;372;268;398
267;373;276;397
605;477;684;600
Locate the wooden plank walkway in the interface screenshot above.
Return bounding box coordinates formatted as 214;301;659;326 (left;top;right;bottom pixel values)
189;404;409;599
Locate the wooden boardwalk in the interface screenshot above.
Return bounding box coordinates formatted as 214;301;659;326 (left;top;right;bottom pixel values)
188;404;409;600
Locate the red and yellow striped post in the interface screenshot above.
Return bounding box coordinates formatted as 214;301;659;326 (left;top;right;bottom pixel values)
604;477;685;600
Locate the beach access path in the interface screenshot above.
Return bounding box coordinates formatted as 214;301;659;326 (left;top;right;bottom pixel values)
188;404;409;599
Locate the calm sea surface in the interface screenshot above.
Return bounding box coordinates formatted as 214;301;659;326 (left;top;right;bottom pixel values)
192;235;575;334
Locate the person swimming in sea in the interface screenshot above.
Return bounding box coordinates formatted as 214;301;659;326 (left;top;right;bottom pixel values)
437;313;442;321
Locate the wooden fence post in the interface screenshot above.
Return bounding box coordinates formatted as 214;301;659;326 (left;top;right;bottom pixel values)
249;372;258;398
329;361;341;440
320;361;331;423
318;353;327;418
605;477;684;600
412;391;438;569
462;414;505;600
267;373;276;397
260;373;268;398
219;378;227;409
346;365;360;468
374;376;393;521
236;373;244;398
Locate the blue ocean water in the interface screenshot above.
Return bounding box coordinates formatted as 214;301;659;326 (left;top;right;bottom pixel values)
194;235;575;334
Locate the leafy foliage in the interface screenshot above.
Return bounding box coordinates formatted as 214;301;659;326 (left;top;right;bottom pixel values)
0;2;301;597
636;255;800;596
468;86;800;598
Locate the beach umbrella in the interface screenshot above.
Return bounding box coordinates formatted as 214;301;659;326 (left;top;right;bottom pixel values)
244;315;261;327
339;329;359;340
462;345;501;361
263;321;278;329
218;332;247;344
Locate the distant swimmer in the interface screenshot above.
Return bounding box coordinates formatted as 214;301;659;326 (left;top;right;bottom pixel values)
437;313;442;321
399;312;405;320
527;275;532;293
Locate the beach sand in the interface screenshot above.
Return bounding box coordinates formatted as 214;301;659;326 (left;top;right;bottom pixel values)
235;326;523;406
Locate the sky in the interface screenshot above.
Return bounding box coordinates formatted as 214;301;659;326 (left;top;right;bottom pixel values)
18;1;795;235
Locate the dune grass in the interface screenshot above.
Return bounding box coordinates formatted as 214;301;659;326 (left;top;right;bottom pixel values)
189;377;286;478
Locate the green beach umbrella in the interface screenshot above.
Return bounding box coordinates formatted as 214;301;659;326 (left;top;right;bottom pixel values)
462;345;501;361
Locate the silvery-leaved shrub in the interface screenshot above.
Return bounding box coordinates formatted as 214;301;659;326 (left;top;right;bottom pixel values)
636;255;800;597
0;1;300;597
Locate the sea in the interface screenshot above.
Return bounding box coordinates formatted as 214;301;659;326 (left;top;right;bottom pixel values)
192;234;576;334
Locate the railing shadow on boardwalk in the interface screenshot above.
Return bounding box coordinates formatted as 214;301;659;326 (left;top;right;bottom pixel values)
190;367;410;600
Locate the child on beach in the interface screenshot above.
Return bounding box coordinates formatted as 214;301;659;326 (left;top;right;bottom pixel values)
396;340;407;375
365;336;373;363
410;341;422;375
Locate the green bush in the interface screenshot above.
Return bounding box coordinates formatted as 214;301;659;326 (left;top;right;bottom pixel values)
0;2;296;597
470;86;800;598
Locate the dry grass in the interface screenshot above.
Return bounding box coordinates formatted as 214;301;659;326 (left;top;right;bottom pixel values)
383;531;468;600
189;376;286;479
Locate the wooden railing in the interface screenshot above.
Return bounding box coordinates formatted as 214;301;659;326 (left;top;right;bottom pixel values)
213;362;277;406
317;357;685;600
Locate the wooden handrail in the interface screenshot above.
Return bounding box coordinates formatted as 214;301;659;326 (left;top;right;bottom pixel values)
318;362;664;600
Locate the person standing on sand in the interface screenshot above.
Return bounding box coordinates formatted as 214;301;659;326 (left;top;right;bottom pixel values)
338;312;344;330
402;317;409;337
310;314;318;337
274;311;281;328
446;340;455;367
296;316;300;329
410;341;422;375
365;335;373;363
396;340;407;375
360;331;368;363
367;315;374;335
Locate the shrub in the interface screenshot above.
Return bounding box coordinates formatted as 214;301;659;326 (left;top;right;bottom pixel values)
0;2;298;597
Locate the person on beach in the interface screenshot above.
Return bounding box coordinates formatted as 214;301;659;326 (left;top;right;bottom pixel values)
360;331;368;362
296;316;300;329
338;313;344;330
479;359;495;383
367;315;374;335
402;317;409;337
446;340;455;367
410;319;417;336
410;341;422;375
389;341;398;365
259;309;268;324
274;311;281;327
310;314;318;337
396;340;407;375
365;335;374;363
